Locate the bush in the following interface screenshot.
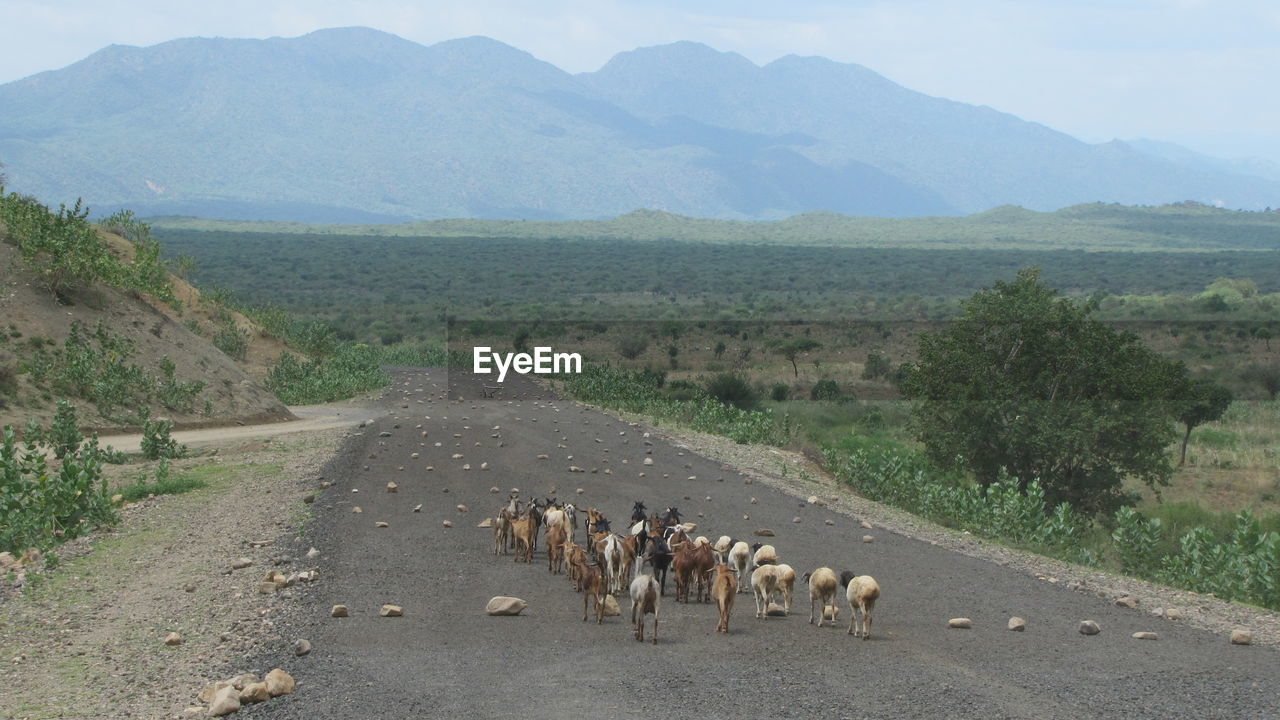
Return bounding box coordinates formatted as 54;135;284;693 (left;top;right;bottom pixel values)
212;322;250;361
862;352;892;380
117;459;205;503
770;383;790;402
706;373;758;410
156;356;205;412
559;365;789;445
1;422;118;553
810;379;841;401
26;321;153;419
140;411;187;460
617;335;649;360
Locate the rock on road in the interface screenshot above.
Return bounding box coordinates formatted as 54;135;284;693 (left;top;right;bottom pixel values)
252;369;1280;720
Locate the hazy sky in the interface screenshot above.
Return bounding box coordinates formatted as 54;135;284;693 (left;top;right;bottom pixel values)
2;0;1277;162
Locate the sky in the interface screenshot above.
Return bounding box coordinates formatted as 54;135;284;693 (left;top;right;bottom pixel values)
2;0;1277;163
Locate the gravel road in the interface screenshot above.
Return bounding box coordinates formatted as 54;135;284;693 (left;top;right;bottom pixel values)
247;369;1280;720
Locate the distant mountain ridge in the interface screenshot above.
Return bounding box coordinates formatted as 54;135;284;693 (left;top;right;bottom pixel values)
1;27;1277;221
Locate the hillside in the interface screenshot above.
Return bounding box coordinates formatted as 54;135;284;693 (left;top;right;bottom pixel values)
149;201;1280;252
0;222;294;432
1;28;1278;222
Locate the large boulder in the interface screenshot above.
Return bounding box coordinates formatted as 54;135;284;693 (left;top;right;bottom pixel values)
239;682;270;704
264;668;295;697
486;596;527;616
208;685;241;716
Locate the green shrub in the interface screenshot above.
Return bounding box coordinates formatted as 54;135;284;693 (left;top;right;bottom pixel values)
706;373;758;410
770;383;790;402
810;379;841;401
155;356;205;412
140;411;186;460
560;365;789;445
1111;506;1163;576
1;422;118;553
117;459;205;502
212;322;250;361
26;321;153;418
862;352;892;380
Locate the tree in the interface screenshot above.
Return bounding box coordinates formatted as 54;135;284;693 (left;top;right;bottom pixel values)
901;269;1185;516
617;335;648;360
775;338;821;377
1242;363;1280;401
1173;379;1232;466
1254;327;1274;351
706;373;758;410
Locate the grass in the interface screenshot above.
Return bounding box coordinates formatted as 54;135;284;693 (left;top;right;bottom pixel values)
115;466;208;503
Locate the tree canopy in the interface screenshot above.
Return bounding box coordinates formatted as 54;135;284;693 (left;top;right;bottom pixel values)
902;268;1185;516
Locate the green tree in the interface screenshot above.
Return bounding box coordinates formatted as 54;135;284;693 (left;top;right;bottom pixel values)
1242;363;1280;401
617;335;648;360
776;338;821;378
1173;379;1232;466
706;373;758;410
901;269;1184;516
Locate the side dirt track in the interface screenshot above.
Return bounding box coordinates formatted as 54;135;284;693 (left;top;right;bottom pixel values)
242;369;1280;720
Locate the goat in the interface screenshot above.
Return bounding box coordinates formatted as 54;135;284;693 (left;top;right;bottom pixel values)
750;543;778;568
577;560;607;624
803;568;839;627
546;524;567;574
597;533;624;595
846;575;880;639
564;541;585;587
630;500;648;524
644;534;673;596
690;542;717;603
562;503;578;542
543;507;567;544
619;533;641;582
838;570;857;589
728;542;752;593
665;527;690;553
774;564;797;614
493;508;514;555
512;515;535;564
629;574;660;643
751;565;780;619
713;535;733;565
660;506;682;526
528;498;546;552
711;564;737;633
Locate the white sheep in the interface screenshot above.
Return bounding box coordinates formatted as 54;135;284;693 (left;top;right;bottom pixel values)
846;575;880;639
751;543;777;568
751;565;780;619
712;535;733;565
773;563;796;613
728;541;752;593
803;568;838;627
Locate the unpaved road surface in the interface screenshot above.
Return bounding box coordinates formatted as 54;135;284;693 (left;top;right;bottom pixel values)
250;369;1280;720
95;400;383;454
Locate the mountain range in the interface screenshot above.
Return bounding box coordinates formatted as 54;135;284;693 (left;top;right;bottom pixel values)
1;27;1276;222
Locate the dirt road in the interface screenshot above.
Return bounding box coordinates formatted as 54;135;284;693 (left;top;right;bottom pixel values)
248;369;1280;720
95;400;383;454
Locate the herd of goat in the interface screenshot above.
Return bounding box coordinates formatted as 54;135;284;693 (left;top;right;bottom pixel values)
491;497;881;644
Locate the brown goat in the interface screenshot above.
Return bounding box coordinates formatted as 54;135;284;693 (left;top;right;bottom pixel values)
564;542;587;587
711;564;737;633
512;516;535;564
619;533;640;582
577;560;607;624
546;524;567;574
